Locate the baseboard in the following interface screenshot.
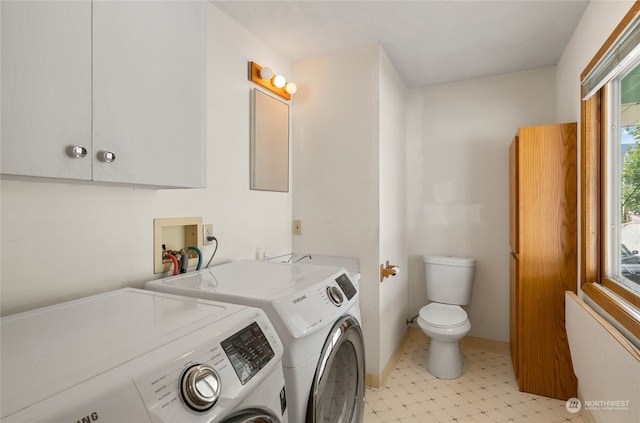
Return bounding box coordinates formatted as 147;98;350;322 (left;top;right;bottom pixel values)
365;329;410;389
365;328;511;389
365;371;382;389
578;390;596;423
460;334;511;355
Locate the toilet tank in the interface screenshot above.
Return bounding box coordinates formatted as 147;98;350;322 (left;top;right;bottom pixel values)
424;255;475;305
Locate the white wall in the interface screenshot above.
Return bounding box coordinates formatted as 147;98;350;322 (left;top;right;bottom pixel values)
291;45;383;374
291;45;411;377
407;67;557;342
566;292;640;423
0;4;293;316
378;46;410;370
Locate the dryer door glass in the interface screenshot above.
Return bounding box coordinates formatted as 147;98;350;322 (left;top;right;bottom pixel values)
308;315;365;423
221;412;278;423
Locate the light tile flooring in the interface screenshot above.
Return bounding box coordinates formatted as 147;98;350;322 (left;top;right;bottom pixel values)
364;332;585;423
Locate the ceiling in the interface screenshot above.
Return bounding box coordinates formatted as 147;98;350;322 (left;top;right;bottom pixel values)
212;0;589;88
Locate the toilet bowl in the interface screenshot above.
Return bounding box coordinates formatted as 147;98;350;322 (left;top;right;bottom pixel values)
417;302;471;379
418;255;475;379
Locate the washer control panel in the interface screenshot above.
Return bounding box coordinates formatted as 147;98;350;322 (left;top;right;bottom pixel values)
134;312;281;420
274;271;359;337
334;273;357;300
326;286;344;307
180;364;221;412
178;321;274;413
221;321;275;385
0;290;285;423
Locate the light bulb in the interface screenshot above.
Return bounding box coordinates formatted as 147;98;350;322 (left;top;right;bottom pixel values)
273;74;286;88
285;82;297;95
259;67;273;80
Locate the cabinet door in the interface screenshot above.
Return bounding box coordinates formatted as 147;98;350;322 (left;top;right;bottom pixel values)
517;123;578;400
1;0;92;180
92;0;206;188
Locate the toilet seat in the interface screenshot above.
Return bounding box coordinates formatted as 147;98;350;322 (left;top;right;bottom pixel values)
419;303;468;328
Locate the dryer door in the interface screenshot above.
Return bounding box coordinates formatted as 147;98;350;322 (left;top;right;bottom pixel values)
307;315;365;423
222;410;280;423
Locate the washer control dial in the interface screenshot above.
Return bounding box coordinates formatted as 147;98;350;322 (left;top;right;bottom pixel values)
180;363;220;412
326;286;344;307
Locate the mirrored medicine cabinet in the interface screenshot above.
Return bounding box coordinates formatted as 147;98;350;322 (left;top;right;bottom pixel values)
250;88;289;192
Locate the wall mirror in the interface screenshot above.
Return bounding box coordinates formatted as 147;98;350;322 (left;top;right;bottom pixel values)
250;88;289;192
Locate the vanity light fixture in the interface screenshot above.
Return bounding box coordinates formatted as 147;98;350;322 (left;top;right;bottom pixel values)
259;66;273;80
285;82;297;95
272;74;286;88
249;61;295;100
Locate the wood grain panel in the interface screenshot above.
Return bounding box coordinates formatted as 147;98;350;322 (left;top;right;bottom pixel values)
509;138;519;253
509;252;520;379
510;123;578;400
586;281;640;340
580;93;602;286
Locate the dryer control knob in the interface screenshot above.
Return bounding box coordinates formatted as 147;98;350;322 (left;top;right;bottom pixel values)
180;363;221;412
327;286;344;307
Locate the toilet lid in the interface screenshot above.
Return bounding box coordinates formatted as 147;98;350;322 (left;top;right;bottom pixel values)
419;303;468;328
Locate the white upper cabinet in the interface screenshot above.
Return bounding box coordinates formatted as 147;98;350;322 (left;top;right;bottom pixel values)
1;1;93;180
92;1;206;187
1;0;206;188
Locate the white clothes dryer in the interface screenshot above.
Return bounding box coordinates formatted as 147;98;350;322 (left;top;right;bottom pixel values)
145;260;365;423
1;288;288;423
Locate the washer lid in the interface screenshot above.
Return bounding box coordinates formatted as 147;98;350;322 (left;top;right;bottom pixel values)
419;303;468;328
145;260;360;340
0;288;247;418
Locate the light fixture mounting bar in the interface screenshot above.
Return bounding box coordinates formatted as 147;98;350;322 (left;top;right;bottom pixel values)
249;61;291;100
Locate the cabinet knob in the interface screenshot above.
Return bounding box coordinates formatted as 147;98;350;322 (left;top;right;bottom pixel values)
69;145;88;159
100;150;116;163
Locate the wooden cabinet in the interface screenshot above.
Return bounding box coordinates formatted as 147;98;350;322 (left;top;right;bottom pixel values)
509;123;578;400
1;0;206;188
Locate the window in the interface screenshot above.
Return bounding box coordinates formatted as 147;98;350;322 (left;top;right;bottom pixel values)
581;3;640;341
609;60;640;295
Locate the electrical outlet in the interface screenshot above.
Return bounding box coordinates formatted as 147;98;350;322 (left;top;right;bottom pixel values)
293;220;302;235
203;224;214;245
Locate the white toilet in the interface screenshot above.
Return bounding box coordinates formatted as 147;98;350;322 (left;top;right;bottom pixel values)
417;255;476;379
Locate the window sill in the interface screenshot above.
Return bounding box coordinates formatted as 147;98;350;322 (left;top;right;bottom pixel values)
582;281;640;341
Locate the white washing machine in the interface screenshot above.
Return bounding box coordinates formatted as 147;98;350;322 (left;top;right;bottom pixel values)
1;288;288;423
145;260;365;423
